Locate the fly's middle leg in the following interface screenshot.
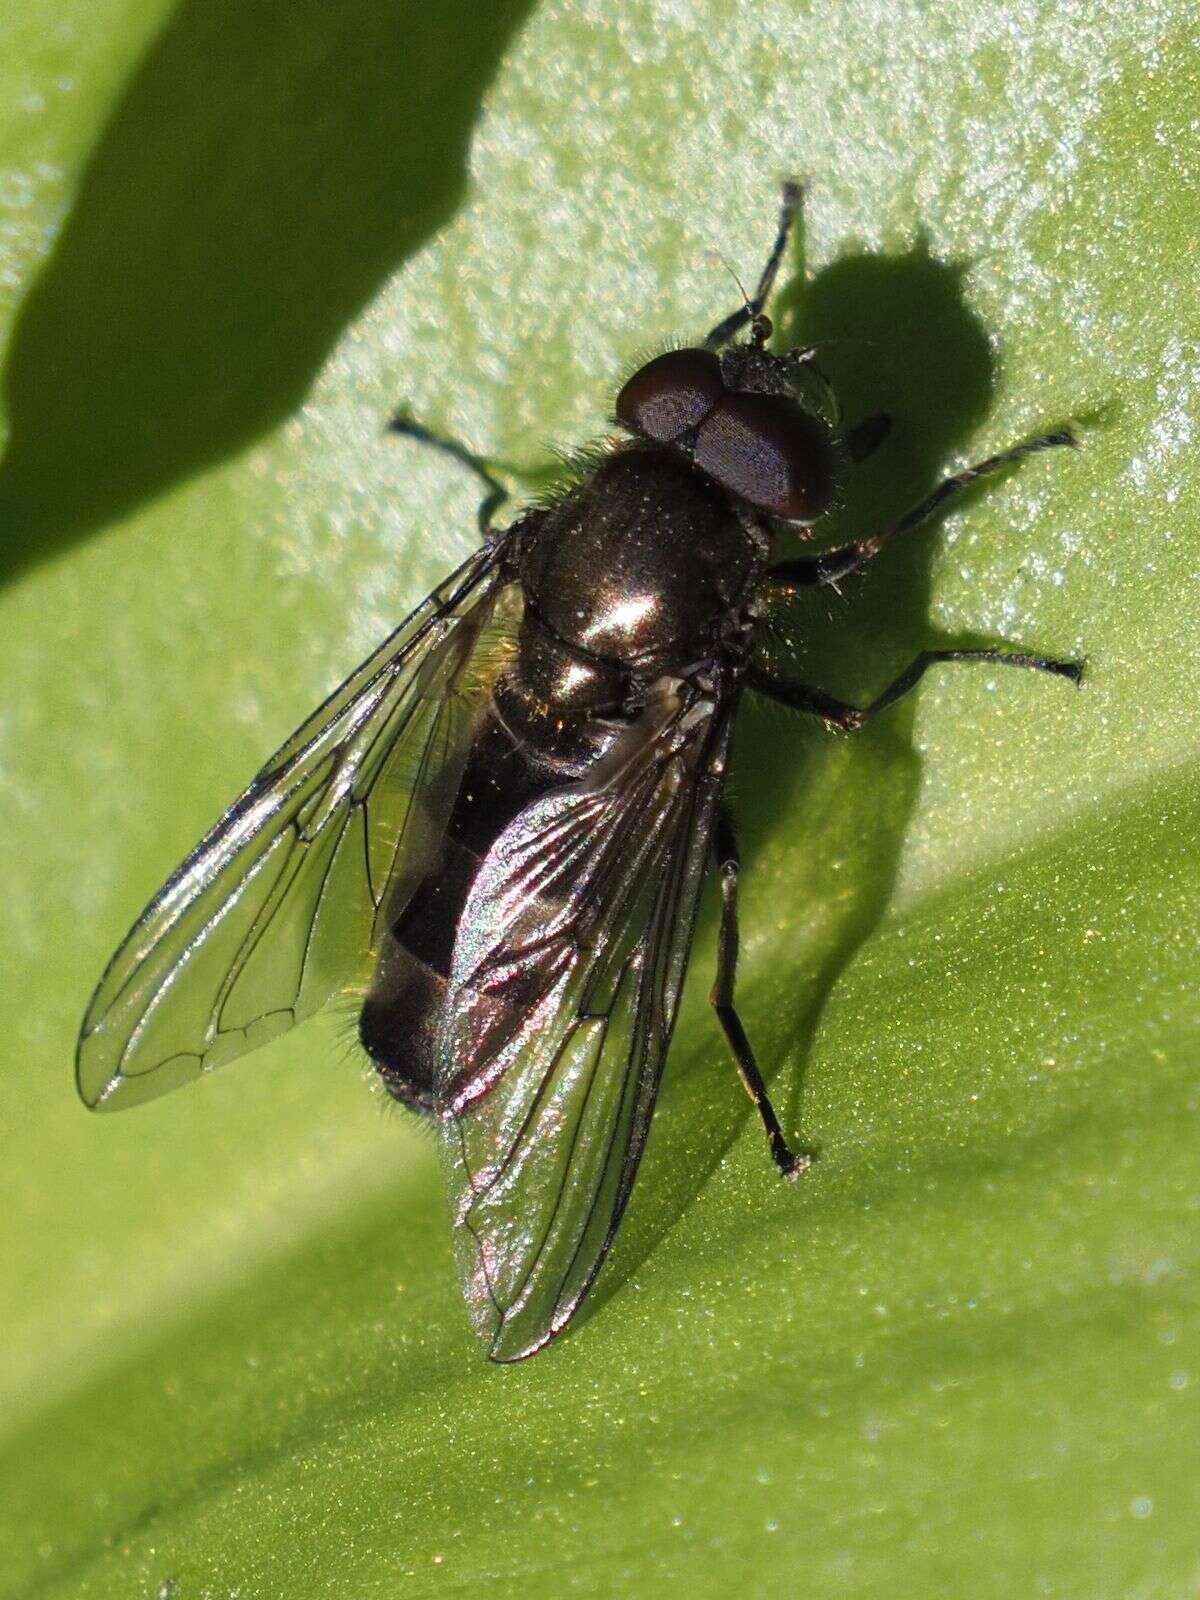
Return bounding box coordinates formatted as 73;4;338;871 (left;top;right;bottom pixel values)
388;409;511;534
748;648;1082;731
711;811;812;1182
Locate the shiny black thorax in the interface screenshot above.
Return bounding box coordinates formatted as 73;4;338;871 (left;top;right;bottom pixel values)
359;440;773;1110
512;444;766;716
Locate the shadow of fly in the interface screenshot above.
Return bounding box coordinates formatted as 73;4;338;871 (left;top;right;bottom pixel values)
77;185;1081;1362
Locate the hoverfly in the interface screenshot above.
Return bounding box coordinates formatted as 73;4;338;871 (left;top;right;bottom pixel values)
77;185;1081;1362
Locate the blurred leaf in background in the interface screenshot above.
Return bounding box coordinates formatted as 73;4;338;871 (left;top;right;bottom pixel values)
0;1;1197;1596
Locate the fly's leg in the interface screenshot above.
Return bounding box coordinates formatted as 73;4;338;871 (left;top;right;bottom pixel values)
389;409;510;535
766;428;1078;593
844;410;892;465
748;649;1082;731
711;811;812;1181
704;180;803;352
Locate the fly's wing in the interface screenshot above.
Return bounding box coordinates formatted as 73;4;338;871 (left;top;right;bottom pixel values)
78;544;514;1111
437;681;733;1361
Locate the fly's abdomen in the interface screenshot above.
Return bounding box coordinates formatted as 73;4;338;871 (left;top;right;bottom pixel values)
359;680;606;1112
358;831;482;1112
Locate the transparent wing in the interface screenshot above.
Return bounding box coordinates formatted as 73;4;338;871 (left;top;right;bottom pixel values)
78;543;512;1111
437;680;733;1361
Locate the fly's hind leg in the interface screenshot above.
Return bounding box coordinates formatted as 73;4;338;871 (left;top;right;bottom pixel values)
388;409;511;535
712;811;812;1181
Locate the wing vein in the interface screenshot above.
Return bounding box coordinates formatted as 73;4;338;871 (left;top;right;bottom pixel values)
440;686;736;1359
79;542;512;1111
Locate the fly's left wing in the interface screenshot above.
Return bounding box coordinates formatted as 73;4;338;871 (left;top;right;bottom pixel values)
78;544;514;1111
437;681;734;1362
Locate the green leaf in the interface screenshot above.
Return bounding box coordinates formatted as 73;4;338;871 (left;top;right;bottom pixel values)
2;3;1197;1596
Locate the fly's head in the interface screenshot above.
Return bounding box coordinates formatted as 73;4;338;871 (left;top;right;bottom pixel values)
614;326;842;528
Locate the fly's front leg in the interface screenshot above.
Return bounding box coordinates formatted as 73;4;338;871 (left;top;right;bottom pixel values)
712;811;812;1181
389;409;511;535
844;410;892;465
704;180;803;352
748;648;1082;731
767;428;1079;593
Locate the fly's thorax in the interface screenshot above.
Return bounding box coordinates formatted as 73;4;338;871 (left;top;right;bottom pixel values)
491;653;624;774
516;445;763;683
506;607;631;720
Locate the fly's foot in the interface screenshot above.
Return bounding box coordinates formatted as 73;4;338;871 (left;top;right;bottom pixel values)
773;1139;816;1182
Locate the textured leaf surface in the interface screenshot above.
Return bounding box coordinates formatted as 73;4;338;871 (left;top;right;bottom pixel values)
1;2;1197;1596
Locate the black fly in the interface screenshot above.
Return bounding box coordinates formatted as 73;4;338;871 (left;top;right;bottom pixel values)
77;185;1081;1361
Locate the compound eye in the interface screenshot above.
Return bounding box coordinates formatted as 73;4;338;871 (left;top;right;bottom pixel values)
693;390;835;522
615;348;725;443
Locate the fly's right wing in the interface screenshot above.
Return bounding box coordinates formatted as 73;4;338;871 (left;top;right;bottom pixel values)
78;543;514;1111
437;681;734;1362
